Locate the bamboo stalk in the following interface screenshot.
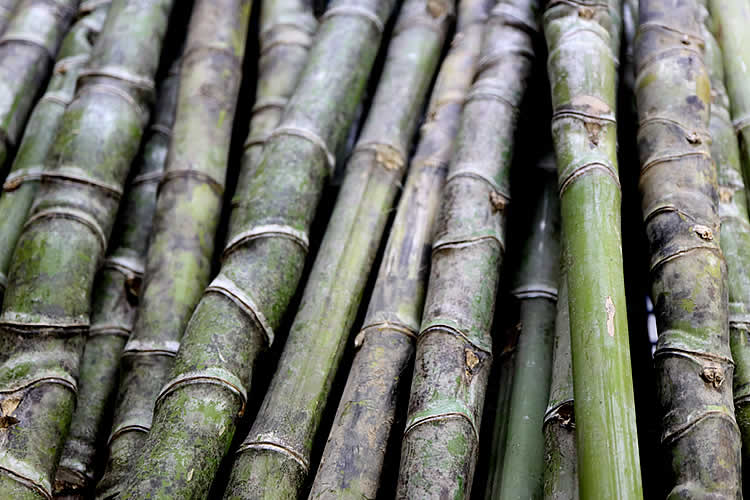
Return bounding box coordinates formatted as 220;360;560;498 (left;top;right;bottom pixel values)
0;0;20;35
307;1;490;497
223;2;450;498
116;0;395;497
634;0;741;496
396;1;539;497
0;0;110;305
0;0;79;172
0;0;174;498
493;156;559;500
544;0;643;497
542;264;577;500
53;55;180;498
94;1;250;497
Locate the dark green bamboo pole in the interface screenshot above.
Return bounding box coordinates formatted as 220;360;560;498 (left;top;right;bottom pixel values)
224;1;450;498
116;0;397;497
635;0;741;496
0;0;20;35
544;0;643;497
94;1;250;497
542;265;578;500
396;1;539;497
494;157;559;500
53;56;180;498
0;0;174;498
0;0;110;305
308;1;490;497
0;0;79;172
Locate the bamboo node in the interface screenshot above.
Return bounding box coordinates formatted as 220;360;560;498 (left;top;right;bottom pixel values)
320;5;385;34
693;224;713;241
701;366;725;389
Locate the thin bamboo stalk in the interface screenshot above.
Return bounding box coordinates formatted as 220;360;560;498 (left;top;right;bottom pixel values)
396;1;539;497
94;1;251;497
308;0;490;496
0;0;175;498
635;0;741;496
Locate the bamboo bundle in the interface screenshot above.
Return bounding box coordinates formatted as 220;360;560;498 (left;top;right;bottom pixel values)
635;0;741;496
0;0;111;305
396;1;538;497
0;0;174;497
94;1;250;497
307;0;489;496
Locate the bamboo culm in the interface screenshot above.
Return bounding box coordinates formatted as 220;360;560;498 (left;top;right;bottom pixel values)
95;2;251;497
396;1;539;497
308;0;490;497
0;0;20;37
0;0;111;306
635;0;741;496
53;55;180;497
117;0;395;497
0;0;175;498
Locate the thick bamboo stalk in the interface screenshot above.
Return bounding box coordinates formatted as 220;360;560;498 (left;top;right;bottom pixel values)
544;0;643;497
396;1;539;497
635;0;741;496
542;266;577;500
116;0;394;497
0;0;79;172
0;0;20;35
53;56;180;498
224;1;450;498
494;157;559;500
0;0;174;498
94;1;250;497
0;0;110;305
307;1;489;497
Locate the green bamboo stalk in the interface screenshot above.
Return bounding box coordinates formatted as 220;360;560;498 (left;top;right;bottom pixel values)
223;2;450;498
0;0;110;305
53;55;180;498
544;0;643;497
494;156;559;500
94;1;250;497
0;0;79;172
542;265;578;500
635;0;741;496
396;1;539;497
0;0;20;35
116;0;394;497
308;1;490;497
0;0;174;498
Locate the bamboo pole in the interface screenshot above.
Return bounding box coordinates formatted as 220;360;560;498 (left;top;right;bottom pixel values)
307;1;490;497
0;0;174;498
94;1;251;497
635;0;741;496
0;0;20;35
396;1;539;497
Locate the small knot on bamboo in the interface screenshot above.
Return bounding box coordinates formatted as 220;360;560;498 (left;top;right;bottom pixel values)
577;6;594;19
0;396;21;429
686;131;702;144
489;190;507;212
693;224;713;241
701;365;725;389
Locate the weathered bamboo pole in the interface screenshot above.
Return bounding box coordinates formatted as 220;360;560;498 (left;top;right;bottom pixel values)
94;1;250;497
635;0;741;496
544;0;643;496
396;1;539;497
0;0;110;305
307;0;490;496
0;0;174;498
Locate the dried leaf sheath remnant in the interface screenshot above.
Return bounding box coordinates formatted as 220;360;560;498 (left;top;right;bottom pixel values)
0;0;175;498
544;0;643;497
635;0;741;496
396;1;539;498
96;1;250;497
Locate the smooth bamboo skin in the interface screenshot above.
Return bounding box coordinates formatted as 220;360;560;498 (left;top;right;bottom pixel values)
95;2;250;498
308;1;489;497
542;273;578;500
0;0;20;36
396;2;538;498
635;1;741;497
0;0;110;306
495;160;560;500
53;59;180;498
0;0;174;498
544;0;643;497
225;2;449;498
0;0;78;172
